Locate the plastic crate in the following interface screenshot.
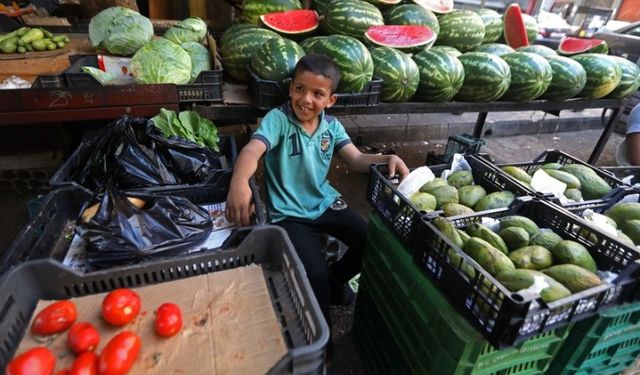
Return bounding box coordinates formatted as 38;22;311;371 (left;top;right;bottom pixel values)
64;55;223;103
415;197;640;348
359;214;572;374
366;155;534;254
49;131;237;193
0;226;329;374
248;67;383;110
549;302;640;375
426;133;486;165
30;74;67;88
1;172;265;276
479;149;628;204
0;167;55;191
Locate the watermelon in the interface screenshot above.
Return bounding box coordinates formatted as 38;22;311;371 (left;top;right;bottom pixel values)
370;47;420;102
430;46;461;57
250;38;305;83
300;36;325;51
477;9;503;43
364;25;436;52
322;0;384;41
517;44;557;59
543;56;587;101
366;0;402;6
606;55;640;99
411;0;453;14
500;52;552;101
435;10;486;52
312;0;331;16
220;23;259;47
558;37;609;55
384;4;440;35
572;54;622;99
473;43;514;56
260;9;319;35
522;13;539;43
243;0;302;25
455;52;511;102
222;28;282;82
303;35;374;93
412;49;465;102
503;3;529;49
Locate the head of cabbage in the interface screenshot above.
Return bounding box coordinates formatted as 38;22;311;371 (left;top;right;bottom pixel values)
163;17;207;45
180;42;212;82
89;6;153;56
131;39;192;84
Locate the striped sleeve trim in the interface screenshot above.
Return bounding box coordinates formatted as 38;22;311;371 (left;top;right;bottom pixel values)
251;134;272;152
336;138;352;151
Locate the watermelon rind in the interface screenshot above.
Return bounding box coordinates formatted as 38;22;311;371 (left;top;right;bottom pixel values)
370;46;420;102
322;0;384;41
543;56;587;101
260;10;319;35
477;9;503;43
412;49;465;102
250;38;305;83
606;55;640;99
500;52;552;101
222;28;282;82
522;13;538;43
558;37;609;55
473;43;514;56
365;0;402;6
243;0;302;25
384;4;440;35
517;44;557;59
435;10;486;52
572;53;622;99
455;52;511;102
411;0;454;14
364;25;436;52
430;46;461;57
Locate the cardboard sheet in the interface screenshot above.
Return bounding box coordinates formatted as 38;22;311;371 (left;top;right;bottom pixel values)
16;265;287;375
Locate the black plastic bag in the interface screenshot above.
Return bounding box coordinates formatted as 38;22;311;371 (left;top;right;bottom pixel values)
75;187;213;270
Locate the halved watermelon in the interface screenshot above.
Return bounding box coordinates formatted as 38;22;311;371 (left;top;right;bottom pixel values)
558;37;608;55
503;4;528;49
260;9;319;34
365;25;436;52
411;0;454;14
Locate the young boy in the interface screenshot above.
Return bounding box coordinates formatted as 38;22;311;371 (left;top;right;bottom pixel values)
226;54;409;326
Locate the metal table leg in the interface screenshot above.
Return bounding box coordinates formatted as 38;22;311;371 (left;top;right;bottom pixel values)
472;112;488;138
588;108;619;164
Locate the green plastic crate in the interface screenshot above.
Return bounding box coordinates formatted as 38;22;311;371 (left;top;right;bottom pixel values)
549;302;640;375
361;214;572;375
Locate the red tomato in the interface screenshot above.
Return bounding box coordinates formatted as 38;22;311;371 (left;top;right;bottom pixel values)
101;289;141;326
98;331;141;375
69;351;98;375
67;322;100;355
154;303;183;337
6;347;56;375
31;300;77;335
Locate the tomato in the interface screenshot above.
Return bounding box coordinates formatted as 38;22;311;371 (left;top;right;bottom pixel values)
31;300;77;335
6;346;56;375
154;303;183;337
101;289;141;326
98;331;141;375
69;351;98;375
67;322;100;355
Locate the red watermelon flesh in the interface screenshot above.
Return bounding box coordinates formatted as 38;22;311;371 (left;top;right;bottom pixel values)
365;25;436;49
503;4;529;49
558;37;608;54
411;0;454;14
260;9;319;34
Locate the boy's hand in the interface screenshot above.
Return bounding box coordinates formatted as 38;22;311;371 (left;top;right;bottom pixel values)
387;155;409;181
225;181;255;227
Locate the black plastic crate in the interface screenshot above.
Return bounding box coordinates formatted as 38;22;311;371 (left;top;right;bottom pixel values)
64;55;223;103
426;133;486;165
1;171;265;276
366;155;534;253
414;197;640;348
479;149;628;204
49;131;237;193
0;226;329;374
248;67;383;110
30;74;67;88
0;167;55;191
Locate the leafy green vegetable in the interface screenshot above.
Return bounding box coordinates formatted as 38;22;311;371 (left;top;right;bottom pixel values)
152;108;219;151
81;66;117;85
131;39;192;84
164;17;207;45
88;6;153;56
180;42;212;82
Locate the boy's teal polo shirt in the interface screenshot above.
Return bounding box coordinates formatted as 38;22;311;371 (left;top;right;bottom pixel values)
251;102;352;223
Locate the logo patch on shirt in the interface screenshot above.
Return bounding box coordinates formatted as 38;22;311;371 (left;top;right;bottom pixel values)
320;131;331;153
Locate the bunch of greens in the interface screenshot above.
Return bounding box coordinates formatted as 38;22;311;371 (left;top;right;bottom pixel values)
88;7;153;56
152;108;219;151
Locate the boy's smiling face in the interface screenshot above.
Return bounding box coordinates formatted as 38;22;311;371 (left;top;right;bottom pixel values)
289;70;337;126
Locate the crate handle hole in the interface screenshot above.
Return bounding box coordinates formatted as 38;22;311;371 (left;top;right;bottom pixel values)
511;293;525;302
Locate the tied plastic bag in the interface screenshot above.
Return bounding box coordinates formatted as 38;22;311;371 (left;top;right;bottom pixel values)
75;187;213;270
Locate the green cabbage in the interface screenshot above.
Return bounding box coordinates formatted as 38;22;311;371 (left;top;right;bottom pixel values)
164;17;207;44
88;6;153;56
181;42;212;82
131;39;192;84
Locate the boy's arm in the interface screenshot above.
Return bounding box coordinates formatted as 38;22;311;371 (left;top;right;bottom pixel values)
226;139;267;226
338;143;410;179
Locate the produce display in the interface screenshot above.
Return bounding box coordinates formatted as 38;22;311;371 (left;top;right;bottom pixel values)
0;27;69;54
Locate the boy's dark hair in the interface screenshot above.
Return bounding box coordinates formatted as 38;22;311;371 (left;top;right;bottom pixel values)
293;54;341;93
